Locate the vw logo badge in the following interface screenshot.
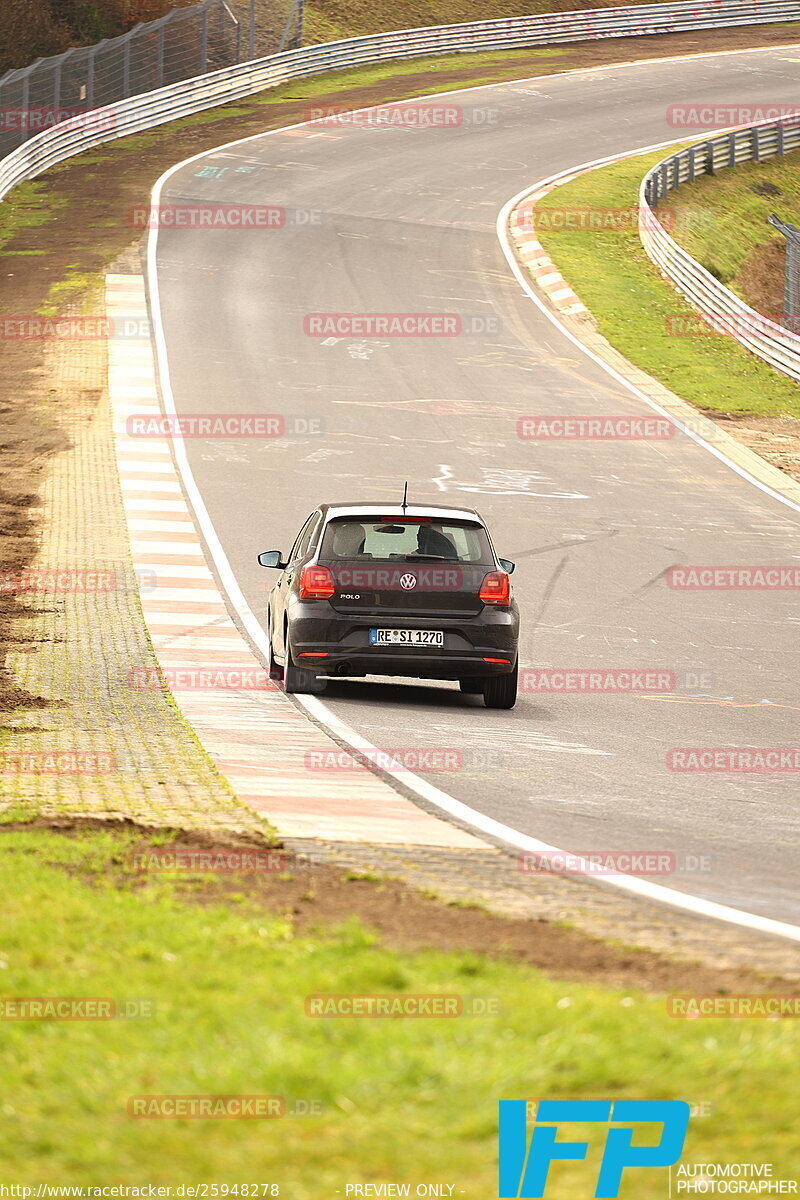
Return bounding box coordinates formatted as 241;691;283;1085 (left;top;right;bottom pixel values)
400;573;417;590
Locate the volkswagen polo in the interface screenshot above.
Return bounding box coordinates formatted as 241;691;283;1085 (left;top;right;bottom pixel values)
258;503;519;708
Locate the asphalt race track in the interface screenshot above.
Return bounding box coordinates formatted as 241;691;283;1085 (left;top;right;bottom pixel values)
150;45;800;926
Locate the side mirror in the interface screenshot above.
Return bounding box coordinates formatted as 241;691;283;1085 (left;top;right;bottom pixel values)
498;558;515;575
258;550;286;569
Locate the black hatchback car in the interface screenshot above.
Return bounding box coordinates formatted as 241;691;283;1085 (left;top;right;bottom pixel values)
258;503;520;708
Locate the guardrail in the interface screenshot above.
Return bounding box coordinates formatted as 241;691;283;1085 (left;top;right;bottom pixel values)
3;0;800;207
640;117;800;382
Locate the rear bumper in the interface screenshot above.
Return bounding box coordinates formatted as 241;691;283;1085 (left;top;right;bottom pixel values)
286;599;519;680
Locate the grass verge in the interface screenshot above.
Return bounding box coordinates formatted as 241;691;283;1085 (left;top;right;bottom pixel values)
534;149;800;417
0;824;798;1189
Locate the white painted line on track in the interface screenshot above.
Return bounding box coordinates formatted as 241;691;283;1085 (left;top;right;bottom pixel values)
146;46;800;940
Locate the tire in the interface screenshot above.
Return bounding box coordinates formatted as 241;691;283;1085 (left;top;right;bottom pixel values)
483;660;518;709
459;678;483;694
267;612;283;682
283;627;326;695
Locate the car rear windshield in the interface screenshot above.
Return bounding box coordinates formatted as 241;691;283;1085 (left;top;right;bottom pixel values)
320;517;494;564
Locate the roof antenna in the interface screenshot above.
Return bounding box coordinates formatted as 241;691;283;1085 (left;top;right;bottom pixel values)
401;481;408;512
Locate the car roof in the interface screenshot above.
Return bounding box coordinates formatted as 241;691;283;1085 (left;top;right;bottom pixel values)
320;503;484;523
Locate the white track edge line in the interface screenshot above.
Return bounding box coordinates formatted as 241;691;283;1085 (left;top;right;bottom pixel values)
146;48;800;942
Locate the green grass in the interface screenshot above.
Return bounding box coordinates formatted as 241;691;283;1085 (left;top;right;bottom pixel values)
38;269;104;316
535;149;800;417
0;178;66;253
0;826;798;1191
667;151;800;291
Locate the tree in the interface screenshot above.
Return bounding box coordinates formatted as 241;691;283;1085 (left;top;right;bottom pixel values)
0;0;70;75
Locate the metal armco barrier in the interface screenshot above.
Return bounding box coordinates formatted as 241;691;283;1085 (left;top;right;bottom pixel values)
3;0;800;206
640;117;800;382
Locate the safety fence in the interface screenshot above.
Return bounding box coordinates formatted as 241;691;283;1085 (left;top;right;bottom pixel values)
0;0;299;161
640;115;800;382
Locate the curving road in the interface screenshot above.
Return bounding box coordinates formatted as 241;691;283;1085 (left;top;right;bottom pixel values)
150;44;800;926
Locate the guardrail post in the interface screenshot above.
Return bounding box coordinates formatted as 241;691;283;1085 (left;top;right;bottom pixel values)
707;139;714;176
157;19;166;89
87;45;96;109
660;162;668;198
53;54;63;111
729;130;736;167
20;69;30;145
688;145;695;182
767;214;800;332
752;125;760;162
777;121;785;156
123;34;131;97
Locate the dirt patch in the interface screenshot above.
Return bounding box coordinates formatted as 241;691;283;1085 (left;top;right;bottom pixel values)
706;410;800;480
740;237;787;315
2;24;799;716
5;818;797;992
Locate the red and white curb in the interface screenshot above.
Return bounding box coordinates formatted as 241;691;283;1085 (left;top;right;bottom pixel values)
509;190;589;318
106;274;484;849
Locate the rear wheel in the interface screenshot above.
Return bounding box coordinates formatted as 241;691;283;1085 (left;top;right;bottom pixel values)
483;661;518;709
459;678;483;694
283;627;326;695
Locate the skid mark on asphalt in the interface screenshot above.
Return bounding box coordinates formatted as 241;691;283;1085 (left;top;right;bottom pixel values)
510;529;621;559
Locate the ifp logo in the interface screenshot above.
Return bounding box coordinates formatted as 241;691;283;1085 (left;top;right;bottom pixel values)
498;1099;690;1197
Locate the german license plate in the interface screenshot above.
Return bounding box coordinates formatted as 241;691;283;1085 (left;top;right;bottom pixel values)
370;629;444;647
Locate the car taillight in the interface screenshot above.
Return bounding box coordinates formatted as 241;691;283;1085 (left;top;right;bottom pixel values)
479;571;510;606
299;565;335;600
